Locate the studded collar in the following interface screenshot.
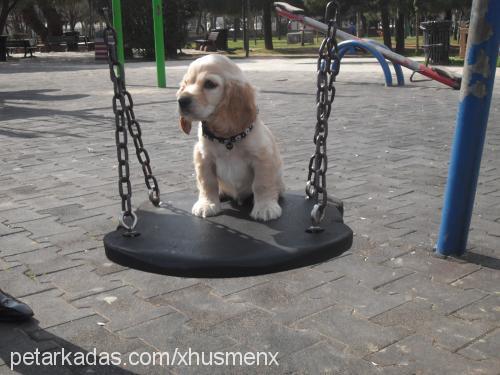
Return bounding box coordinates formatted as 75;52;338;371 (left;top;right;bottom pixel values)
201;121;254;150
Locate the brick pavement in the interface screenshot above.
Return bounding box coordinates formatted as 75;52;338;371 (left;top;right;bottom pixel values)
0;53;498;374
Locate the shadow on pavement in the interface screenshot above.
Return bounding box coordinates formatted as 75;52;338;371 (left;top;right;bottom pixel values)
0;319;136;374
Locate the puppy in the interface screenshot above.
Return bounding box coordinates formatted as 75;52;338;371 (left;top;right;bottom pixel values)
176;55;285;221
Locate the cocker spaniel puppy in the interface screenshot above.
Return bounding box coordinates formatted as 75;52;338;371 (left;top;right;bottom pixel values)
177;55;285;221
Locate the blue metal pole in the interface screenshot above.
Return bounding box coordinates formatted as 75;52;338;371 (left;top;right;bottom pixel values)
436;0;499;256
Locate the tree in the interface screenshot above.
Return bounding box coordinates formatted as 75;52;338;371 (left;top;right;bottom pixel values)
261;0;272;49
380;0;392;49
395;0;406;54
0;0;20;34
57;0;85;31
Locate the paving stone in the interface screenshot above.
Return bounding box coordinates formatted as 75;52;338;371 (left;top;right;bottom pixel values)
279;342;382;375
0;221;25;237
458;328;500;361
207;309;321;359
200;275;270;297
0;207;50;225
168;343;267;375
5;246;84;276
34;229;101;256
452;268;500;294
453;294;500;323
370;300;494;351
0;266;52;297
17;289;94;331
269;266;344;293
0;232;46;257
316;276;408;318
0;326;59;369
69;247;126;276
385;249;481;284
11;217;72;239
66;215;115;237
368;334;499;375
38;265;123;301
149;284;254;330
31;315;146;359
376;273;487;315
120;312;237;355
72;286;174;332
294;305;410;357
104;269;198;299
227;280;338;325
314;253;414;289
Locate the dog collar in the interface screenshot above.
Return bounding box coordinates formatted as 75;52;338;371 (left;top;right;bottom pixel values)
201;122;253;150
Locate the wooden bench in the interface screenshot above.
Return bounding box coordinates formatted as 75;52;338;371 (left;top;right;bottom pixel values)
194;31;220;51
6;39;37;58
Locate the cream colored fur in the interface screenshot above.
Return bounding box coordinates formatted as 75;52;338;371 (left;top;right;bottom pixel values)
177;55;285;221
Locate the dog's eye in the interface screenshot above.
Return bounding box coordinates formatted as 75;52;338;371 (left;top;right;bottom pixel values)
204;80;218;89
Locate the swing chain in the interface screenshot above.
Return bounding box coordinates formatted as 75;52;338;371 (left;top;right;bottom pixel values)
305;1;340;233
102;12;161;233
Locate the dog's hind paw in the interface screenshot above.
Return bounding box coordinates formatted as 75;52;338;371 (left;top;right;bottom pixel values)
192;199;221;218
250;200;282;222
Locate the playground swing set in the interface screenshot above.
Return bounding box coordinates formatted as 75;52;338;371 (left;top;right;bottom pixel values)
101;0;499;278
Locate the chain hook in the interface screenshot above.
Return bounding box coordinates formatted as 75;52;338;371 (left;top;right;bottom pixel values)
325;1;339;24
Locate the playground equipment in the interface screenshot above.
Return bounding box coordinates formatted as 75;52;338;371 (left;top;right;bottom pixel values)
110;0;166;88
101;2;353;277
337;40;405;87
274;2;462;90
436;0;499;256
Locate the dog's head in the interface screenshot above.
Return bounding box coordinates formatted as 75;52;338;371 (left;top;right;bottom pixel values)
176;55;257;137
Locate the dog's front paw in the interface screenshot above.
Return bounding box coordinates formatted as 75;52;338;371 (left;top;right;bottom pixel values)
192;199;220;218
250;200;282;221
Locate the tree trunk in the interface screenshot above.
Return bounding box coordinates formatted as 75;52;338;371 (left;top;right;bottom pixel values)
415;10;419;52
395;6;405;54
262;0;273;50
22;4;48;41
39;4;64;36
380;0;392;49
233;16;239;41
0;1;10;35
0;0;18;35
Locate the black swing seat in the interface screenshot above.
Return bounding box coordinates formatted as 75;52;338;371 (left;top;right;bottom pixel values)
103;190;353;278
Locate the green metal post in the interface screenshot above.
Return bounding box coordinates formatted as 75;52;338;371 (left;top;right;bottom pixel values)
112;0;125;68
152;0;166;88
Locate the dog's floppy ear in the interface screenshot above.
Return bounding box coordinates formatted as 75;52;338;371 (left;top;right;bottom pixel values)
179;116;192;135
217;81;257;134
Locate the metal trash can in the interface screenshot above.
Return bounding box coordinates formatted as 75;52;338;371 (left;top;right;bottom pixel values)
211;28;228;51
64;31;80;51
0;35;7;62
420;21;452;65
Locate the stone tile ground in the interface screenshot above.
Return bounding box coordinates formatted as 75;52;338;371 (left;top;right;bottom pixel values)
0;52;498;374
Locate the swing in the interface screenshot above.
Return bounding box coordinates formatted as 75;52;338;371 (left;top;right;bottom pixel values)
102;3;353;278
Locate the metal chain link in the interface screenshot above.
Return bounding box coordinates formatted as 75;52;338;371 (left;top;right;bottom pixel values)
102;9;161;234
305;1;341;233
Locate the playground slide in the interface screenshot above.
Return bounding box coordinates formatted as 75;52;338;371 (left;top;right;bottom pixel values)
274;2;462;90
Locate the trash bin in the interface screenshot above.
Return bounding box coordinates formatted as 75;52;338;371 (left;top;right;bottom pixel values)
64;31;80;51
0;35;7;62
420;21;452;65
211;28;228;51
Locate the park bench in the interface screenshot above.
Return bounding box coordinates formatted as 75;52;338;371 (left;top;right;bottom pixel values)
42;35;67;52
194;31;220;51
6;39;37;58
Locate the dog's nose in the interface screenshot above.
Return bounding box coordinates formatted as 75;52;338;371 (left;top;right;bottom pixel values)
178;96;192;110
